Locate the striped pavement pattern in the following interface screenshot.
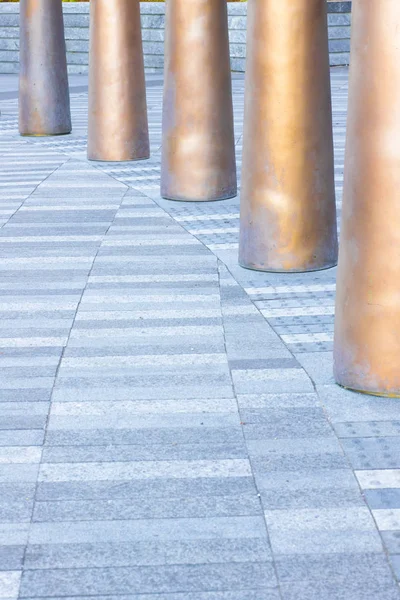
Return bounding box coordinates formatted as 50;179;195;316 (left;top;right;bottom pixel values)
0;68;399;599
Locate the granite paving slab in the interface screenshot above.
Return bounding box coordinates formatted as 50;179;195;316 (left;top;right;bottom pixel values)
0;68;399;599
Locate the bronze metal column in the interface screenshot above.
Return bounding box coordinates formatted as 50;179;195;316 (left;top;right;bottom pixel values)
161;0;237;202
19;0;71;136
239;0;338;272
334;0;400;396
87;0;149;162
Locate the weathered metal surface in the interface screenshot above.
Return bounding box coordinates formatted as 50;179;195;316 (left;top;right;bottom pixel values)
87;0;149;162
334;0;400;396
19;0;71;136
161;0;237;202
239;0;338;272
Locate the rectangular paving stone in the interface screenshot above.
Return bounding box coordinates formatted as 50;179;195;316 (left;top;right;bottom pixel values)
0;447;42;464
229;358;298;370
255;469;365;509
274;552;394;583
364;489;400;510
232;368;314;394
52;385;234;401
335;421;400;438
0;431;44;446
237;393;320;409
32;492;262;522
372;509;400;531
29;516;268;544
0;571;20;599
47;413;239;432
0;546;24;571
35;476;257;502
19;563;277;597
44;427;243;447
41;442;247;463
0;523;29;546
242;408;333;439
264;507;381;555
341;437;400;470
38;459;252;482
24;539;272;570
0;390;51;402
20;591;277;600
49;398;237;416
280;579;400;600
0;416;47;430
0;464;39;483
356;469;400;490
0;498;34;523
250;451;347;473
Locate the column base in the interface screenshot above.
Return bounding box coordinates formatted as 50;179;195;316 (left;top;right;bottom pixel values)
161;192;237;203
337;383;400;399
238;261;338;274
20;131;71;137
87;155;150;163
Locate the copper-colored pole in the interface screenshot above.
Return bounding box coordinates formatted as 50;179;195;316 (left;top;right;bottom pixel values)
19;0;71;136
334;0;400;396
87;0;149;162
161;0;237;202
239;0;337;272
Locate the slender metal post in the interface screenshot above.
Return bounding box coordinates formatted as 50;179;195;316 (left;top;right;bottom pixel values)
239;0;338;272
19;0;71;136
334;0;400;396
87;0;149;162
161;0;237;202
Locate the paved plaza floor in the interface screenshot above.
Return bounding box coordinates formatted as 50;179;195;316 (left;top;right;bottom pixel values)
0;69;400;599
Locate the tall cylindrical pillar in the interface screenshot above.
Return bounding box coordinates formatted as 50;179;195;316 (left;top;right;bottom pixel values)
19;0;71;136
239;0;338;272
161;0;237;202
87;0;149;162
334;0;400;396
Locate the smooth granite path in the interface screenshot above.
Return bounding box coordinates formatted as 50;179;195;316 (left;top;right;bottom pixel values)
0;69;399;599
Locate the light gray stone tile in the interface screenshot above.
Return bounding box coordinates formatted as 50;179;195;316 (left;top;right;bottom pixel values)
41;442;247;463
0;523;29;546
0;447;42;464
0;464;39;483
50;398;237;416
20;593;274;600
0;571;20;599
24;539;271;569
317;384;400;423
275;552;394;583
51;385;234;401
32;492;262;522
20;563;276;597
0;430;44;446
38;459;252;482
47;413;239;432
0;546;24;571
29;516;268;544
265;508;381;555
237;393;319;409
35;476;257;502
242;408;333;439
280;579;400;600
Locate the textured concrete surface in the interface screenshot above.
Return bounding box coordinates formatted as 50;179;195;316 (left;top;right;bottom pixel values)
0;68;399;599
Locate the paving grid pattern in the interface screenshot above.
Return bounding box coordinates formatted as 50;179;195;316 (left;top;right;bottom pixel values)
0;69;400;599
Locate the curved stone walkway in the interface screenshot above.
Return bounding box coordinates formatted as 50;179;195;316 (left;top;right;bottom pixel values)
0;69;399;599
